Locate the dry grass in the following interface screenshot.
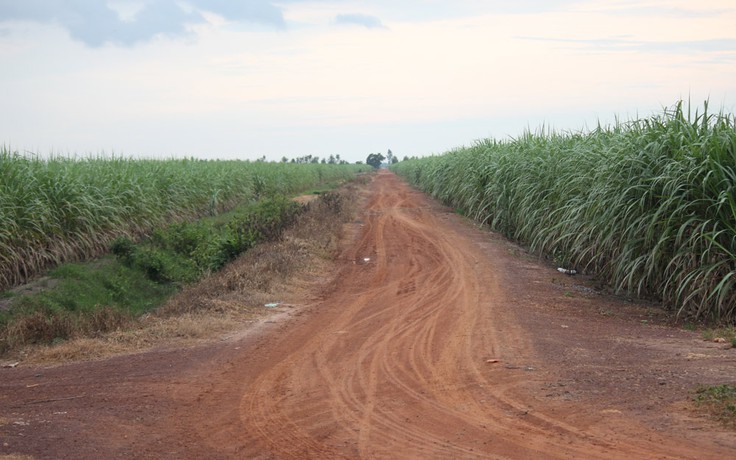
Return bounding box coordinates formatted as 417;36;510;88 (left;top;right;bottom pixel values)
15;184;362;366
2;307;132;354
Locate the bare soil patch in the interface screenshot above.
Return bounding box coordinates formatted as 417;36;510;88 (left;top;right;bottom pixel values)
1;171;734;459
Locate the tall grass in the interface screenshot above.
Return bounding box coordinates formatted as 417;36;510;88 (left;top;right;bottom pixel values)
392;102;736;321
0;152;366;291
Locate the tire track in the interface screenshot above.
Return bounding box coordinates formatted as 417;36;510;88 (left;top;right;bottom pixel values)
4;171;734;459
232;171;734;459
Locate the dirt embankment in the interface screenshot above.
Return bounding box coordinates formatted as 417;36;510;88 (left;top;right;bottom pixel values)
1;170;735;459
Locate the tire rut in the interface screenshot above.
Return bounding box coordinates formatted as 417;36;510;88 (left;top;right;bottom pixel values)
227;172;725;459
3;170;734;459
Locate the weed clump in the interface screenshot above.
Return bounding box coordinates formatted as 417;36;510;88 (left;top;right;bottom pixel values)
695;384;736;427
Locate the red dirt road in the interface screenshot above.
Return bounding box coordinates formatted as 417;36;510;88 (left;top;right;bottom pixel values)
2;170;736;459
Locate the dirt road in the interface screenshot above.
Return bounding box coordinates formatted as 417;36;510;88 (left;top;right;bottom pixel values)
2;171;735;459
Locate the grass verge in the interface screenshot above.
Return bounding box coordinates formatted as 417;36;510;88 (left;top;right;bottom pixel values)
0;196;303;352
0;181;362;363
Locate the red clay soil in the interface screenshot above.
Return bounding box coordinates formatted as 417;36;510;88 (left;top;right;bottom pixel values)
2;170;735;459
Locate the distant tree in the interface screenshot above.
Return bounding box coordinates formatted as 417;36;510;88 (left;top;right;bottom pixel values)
366;153;385;169
293;154;316;164
281;156;289;163
402;156;409;162
386;149;394;164
328;154;336;164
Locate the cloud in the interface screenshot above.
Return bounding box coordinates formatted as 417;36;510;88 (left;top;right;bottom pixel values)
640;38;736;54
582;4;731;19
517;35;736;57
333;13;386;29
191;0;285;27
0;0;288;47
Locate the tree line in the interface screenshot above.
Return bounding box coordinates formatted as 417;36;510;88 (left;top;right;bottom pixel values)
278;150;417;168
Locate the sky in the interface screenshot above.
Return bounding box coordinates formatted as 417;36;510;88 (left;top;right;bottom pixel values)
0;0;735;163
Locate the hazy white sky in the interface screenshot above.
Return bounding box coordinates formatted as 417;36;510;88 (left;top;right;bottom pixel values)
1;0;734;162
